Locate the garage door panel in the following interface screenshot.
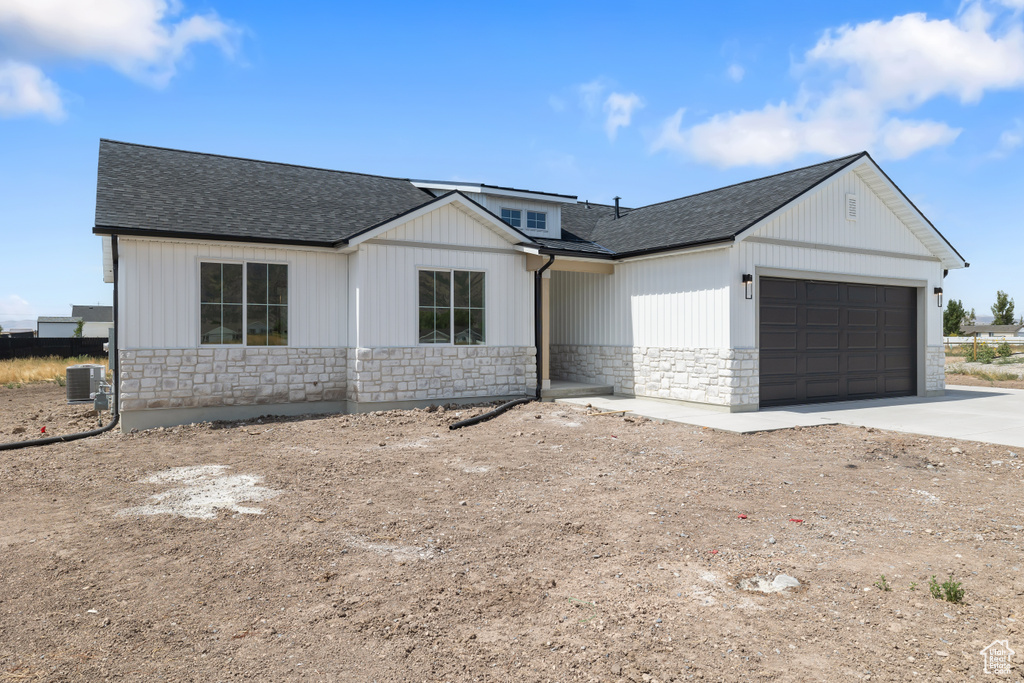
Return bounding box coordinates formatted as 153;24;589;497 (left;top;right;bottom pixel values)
760;356;798;376
806;307;839;326
806;355;840;374
760;277;916;407
806;331;839;349
806;282;839;301
761;306;798;325
847;285;879;303
805;379;840;399
847;308;878;326
846;354;878;372
847;377;879;395
760;384;798;403
762;278;797;299
847;331;878;349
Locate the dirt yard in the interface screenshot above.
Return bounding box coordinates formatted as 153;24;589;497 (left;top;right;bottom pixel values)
1;384;1022;682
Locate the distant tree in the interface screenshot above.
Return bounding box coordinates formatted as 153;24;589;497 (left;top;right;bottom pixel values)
0;323;4;336
966;308;977;327
991;290;1016;326
943;299;967;336
73;319;84;338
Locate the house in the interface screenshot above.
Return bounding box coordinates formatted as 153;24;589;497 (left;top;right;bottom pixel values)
37;316;80;338
959;324;1023;338
72;305;114;338
93;140;966;430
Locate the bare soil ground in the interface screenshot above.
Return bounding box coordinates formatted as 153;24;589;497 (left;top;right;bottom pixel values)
1;384;1023;682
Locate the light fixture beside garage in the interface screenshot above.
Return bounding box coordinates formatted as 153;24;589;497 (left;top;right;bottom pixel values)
934;287;943;307
742;273;753;300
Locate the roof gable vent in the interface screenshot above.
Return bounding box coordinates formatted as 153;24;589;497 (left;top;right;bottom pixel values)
845;193;858;221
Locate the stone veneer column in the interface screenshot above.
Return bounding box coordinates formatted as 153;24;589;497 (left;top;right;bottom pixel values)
925;346;946;393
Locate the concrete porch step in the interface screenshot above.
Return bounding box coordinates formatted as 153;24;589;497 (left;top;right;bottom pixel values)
541;380;614;400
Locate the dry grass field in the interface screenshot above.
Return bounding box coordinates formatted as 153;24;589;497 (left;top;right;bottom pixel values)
0;356;108;387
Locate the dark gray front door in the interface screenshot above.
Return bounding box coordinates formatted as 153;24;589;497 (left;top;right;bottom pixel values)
759;277;917;407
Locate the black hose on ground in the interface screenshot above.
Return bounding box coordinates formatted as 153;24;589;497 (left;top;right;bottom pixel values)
448;397;534;431
0;413;120;452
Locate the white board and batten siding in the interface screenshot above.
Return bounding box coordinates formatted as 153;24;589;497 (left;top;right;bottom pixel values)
352;203;534;348
551;248;732;349
733;167;945;348
117;237;348;349
472;194;562;240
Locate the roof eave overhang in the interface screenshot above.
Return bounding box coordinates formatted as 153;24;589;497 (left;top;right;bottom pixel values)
92;225;337;249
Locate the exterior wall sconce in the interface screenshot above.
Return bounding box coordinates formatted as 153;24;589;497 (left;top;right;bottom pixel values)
934;286;943;308
742;273;753;300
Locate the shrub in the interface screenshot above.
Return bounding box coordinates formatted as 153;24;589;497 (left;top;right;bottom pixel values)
978;344;997;364
997;341;1013;358
929;575;965;603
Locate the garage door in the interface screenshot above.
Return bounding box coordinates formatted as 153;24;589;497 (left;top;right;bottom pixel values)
759;277;917;407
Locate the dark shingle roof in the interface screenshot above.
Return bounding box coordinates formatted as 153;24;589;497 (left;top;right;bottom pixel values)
71;305;112;322
553;153;864;257
94;140;436;246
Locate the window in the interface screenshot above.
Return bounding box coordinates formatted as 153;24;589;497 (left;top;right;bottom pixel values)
418;269;485;345
500;208;521;228
526;211;546;231
200;263;243;344
246;263;288;346
200;261;288;346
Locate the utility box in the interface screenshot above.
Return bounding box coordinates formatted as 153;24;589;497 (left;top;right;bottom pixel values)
66;364;104;404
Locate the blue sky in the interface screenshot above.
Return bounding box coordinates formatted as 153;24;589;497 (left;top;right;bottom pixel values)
1;0;1022;327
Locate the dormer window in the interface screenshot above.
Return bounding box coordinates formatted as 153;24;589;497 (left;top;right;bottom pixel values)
526;211;546;231
500;208;521;228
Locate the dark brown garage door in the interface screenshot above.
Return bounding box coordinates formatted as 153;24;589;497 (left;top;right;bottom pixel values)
759;277;917;407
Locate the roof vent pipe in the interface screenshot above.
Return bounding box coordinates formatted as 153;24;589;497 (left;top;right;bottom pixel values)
613;196;620;219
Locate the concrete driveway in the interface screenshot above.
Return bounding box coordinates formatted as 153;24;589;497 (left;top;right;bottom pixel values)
558;384;1024;448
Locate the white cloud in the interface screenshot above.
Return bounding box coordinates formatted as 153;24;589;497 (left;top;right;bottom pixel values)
576;78;609;113
653;2;1024;167
726;64;745;82
0;60;63;120
0;294;33;317
0;0;238;120
603;92;644;140
991;118;1024;156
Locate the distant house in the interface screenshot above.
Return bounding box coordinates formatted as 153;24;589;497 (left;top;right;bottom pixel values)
960;324;1023;338
72;305;114;338
37;316;80;338
2;329;34;338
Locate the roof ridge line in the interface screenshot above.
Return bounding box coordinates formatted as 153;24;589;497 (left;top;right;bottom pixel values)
623;152;867;213
99;138;417;184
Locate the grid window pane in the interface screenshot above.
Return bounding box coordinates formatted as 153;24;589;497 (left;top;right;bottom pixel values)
222;304;243;344
268;306;288;346
500;208;521;228
470;271;484;308
200;263;222;304
453;271;470;308
200;303;223;343
527;211;546;231
247;304;268;345
247;263;268;304
434;271;450;306
222;264;243;304
268;265;288;305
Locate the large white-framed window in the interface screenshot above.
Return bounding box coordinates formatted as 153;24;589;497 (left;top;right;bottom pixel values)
418;268;485;345
500;208;521;228
199;260;289;346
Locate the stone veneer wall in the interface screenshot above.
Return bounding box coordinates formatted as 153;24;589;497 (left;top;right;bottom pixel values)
347;346;536;403
550;344;758;408
926;346;945;393
118;347;347;412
